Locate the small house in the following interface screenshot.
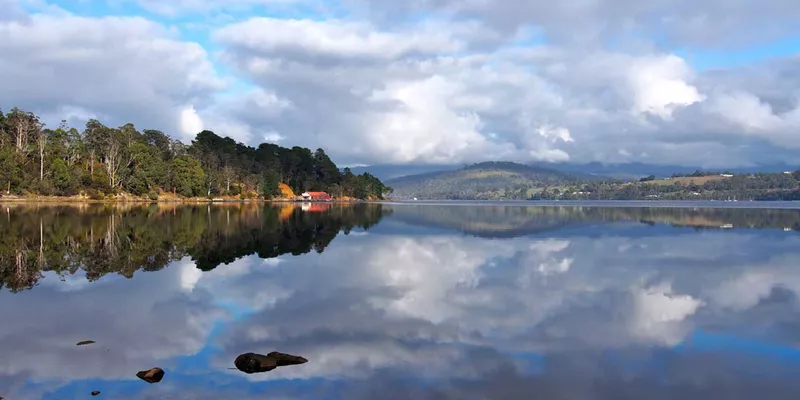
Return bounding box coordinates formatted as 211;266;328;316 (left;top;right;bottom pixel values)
301;191;331;201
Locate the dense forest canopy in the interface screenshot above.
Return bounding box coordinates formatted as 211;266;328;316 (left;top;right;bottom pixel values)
0;107;391;200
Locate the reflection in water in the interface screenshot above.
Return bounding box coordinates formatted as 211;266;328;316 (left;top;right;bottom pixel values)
1;204;800;399
387;204;800;237
0;203;387;292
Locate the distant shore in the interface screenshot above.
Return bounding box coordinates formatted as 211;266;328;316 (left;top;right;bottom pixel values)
381;199;800;209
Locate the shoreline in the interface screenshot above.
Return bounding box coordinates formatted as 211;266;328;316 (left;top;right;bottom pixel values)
0;196;376;204
380;199;800;209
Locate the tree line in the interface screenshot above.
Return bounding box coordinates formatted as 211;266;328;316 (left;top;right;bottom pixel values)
0;107;392;200
533;171;800;201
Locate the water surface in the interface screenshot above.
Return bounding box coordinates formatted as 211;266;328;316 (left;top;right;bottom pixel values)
2;203;800;399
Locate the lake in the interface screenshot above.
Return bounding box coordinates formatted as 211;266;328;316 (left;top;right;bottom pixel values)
2;202;800;399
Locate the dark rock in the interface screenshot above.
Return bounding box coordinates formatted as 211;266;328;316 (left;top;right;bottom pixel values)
76;340;96;346
268;351;309;366
136;367;165;383
234;352;307;374
234;353;277;374
91;391;100;396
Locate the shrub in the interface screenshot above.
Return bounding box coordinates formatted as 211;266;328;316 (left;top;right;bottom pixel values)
86;188;105;201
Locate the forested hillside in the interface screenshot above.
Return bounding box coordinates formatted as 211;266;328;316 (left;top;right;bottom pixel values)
387;161;580;200
531;171;800;200
0;107;390;200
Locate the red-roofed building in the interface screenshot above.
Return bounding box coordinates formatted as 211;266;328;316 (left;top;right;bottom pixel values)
301;191;331;200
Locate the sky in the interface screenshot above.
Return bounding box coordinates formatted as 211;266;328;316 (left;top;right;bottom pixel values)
1;0;800;168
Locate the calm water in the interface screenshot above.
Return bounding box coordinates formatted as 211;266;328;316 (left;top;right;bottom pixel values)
2;202;800;399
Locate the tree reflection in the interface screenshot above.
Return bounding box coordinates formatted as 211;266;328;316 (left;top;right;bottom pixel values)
2;203;798;292
0;203;389;292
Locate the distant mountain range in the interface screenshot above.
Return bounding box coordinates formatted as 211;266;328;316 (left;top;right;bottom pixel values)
385;161;587;200
378;160;800;200
351;161;799;182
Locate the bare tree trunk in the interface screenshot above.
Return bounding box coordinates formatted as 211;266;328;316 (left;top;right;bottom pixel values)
105;140;120;189
38;133;45;181
15;121;27;153
223;166;235;192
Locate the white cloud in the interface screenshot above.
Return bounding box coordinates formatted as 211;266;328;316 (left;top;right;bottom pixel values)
2;0;800;167
179;105;205;140
628;55;704;118
214;18;464;61
0;10;224;135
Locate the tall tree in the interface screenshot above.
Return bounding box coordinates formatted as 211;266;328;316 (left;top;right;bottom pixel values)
6;108;41;154
261;169;280;199
36;128;47;181
313;148;342;189
84;119;109;177
103;131;124;189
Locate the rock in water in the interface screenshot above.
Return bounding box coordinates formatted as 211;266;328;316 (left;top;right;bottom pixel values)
136;367;165;383
234;352;307;374
91;391;100;396
268;351;309;366
76;340;96;346
234;353;278;374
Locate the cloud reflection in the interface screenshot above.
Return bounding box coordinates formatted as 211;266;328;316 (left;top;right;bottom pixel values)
2;207;800;398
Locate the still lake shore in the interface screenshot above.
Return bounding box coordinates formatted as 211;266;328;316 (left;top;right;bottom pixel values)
0;194;373;203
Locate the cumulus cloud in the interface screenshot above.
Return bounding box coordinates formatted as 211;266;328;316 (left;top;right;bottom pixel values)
208;14;800;165
3;0;800;167
0;7;224;134
353;0;800;49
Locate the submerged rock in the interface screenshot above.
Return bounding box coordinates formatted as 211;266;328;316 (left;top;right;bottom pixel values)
76;340;96;346
91;391;100;396
136;367;165;383
234;352;308;374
